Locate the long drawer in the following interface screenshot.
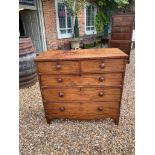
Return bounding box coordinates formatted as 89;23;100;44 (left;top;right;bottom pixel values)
109;40;131;49
112;16;134;27
81;59;125;73
42;87;121;102
44;102;120;120
40;73;123;87
112;26;132;33
111;33;131;40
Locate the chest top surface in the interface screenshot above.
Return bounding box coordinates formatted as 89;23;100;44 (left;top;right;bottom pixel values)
35;48;128;62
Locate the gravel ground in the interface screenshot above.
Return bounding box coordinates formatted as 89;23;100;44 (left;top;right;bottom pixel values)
19;50;135;155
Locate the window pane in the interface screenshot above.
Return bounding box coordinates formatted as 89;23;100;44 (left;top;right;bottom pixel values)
67;9;72;28
86;18;89;26
58;3;66;29
86;27;90;31
59;17;66;28
91;6;94;26
67;29;72;33
92;6;94;16
91;27;94;30
60;30;66;34
86;5;95;31
57;2;73;36
86;6;91;26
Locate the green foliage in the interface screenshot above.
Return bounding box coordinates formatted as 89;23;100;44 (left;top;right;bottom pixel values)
96;0;129;10
74;16;79;38
64;0;85;38
64;0;86;17
95;13;108;34
64;0;132;36
116;0;129;7
128;0;135;11
115;0;129;12
95;0;130;34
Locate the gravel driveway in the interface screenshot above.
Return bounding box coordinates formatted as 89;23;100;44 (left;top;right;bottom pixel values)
19;50;135;155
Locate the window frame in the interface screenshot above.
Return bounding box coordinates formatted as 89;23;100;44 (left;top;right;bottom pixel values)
84;2;97;35
55;0;73;39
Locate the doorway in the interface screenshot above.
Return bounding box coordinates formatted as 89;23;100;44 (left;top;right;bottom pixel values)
19;0;47;53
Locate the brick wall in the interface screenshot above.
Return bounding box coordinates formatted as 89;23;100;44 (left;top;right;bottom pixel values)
42;0;85;50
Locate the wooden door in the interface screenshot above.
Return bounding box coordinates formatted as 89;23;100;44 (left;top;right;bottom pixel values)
21;10;43;53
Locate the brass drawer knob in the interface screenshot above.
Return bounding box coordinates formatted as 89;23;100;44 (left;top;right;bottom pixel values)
98;106;103;111
58;92;64;97
57;78;63;83
98;91;104;97
99;63;105;68
60;107;65;112
99;76;104;82
56;64;61;70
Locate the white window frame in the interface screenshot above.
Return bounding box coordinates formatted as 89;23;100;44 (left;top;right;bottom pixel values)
55;0;73;39
84;2;97;35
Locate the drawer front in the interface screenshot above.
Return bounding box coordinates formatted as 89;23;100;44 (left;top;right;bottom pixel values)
81;59;125;73
112;27;132;33
112;16;134;27
37;61;79;74
41;73;123;87
42;88;121;102
110;42;131;49
44;102;120;120
111;33;131;40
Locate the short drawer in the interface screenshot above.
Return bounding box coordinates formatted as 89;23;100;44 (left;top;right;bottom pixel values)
41;73;123;87
81;59;125;73
44;102;120;120
37;61;79;74
42;87;121;102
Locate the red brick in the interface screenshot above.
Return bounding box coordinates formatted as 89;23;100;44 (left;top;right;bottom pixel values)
42;0;86;50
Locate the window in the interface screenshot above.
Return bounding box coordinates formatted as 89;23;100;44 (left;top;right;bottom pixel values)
85;3;97;35
55;0;73;39
19;0;35;6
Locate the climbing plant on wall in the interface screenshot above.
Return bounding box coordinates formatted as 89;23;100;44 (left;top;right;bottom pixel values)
95;0;130;34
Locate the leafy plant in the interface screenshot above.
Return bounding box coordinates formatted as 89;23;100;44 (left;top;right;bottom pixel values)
95;0;130;34
64;0;86;38
64;0;86;17
95;13;108;34
74;16;79;38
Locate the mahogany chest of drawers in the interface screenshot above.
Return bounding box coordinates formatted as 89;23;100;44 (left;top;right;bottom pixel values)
35;48;128;124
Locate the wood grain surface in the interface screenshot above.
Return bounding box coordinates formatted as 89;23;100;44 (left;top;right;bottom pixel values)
40;73;123;87
42;87;121;102
35;48;127;124
35;48;128;61
109;14;134;63
81;59;125;73
44;102;120;124
37;61;79;74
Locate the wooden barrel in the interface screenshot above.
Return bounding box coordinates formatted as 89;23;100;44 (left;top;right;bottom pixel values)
19;37;37;88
